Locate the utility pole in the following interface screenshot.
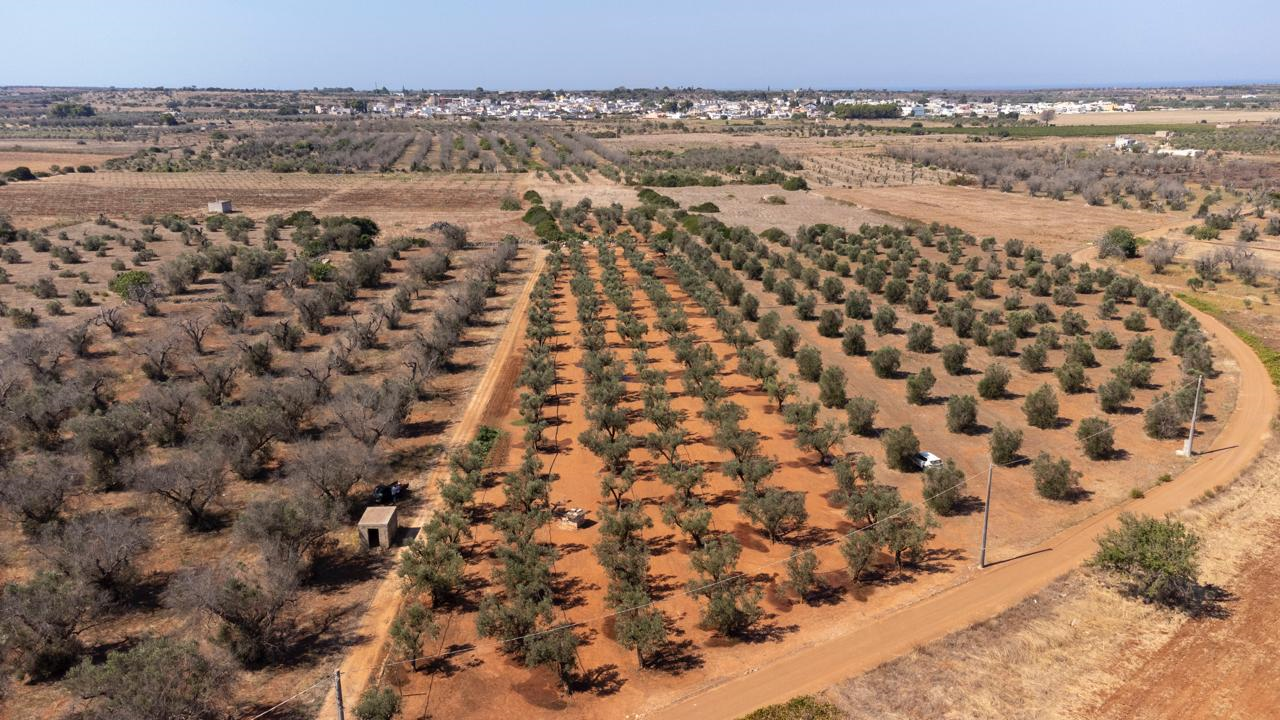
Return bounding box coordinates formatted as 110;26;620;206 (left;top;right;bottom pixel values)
1177;374;1204;457
334;669;345;720
979;464;993;569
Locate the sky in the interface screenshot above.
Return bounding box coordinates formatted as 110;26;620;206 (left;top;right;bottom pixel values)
4;0;1279;91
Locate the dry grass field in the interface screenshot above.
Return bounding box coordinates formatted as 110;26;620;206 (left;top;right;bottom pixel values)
822;439;1280;720
0;171;523;237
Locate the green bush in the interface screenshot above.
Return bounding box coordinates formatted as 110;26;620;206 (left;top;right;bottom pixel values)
905;367;935;405
818;367;847;408
796;346;823;382
989;423;1023;465
1089;513;1201;607
1077;416;1115;459
108;270;152;299
845;396;877;436
977;363;1011;399
941;343;968;375
868;346;900;378
1098;378;1133;413
773;326;799;358
946;395;978;433
841;325;866;356
906;323;934;352
1023;384;1059;429
881;425;920;472
923;460;966;515
1032;452;1080;500
817;309;842;337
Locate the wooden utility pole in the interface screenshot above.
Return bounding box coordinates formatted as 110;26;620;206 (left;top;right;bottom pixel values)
979;464;993;569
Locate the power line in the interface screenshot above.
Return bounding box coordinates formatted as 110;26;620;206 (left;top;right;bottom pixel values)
339;374;1201;677
243;676;331;720
245;241;1211;717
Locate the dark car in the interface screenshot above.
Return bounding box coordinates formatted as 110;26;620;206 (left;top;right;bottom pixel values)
371;481;409;505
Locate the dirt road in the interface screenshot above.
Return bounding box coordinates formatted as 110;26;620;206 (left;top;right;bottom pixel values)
313;247;546;720
647;294;1277;719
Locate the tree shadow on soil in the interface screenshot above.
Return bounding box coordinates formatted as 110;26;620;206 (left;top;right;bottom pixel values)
572;664;625;696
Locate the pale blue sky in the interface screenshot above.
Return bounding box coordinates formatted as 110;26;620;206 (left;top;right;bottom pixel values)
4;0;1278;90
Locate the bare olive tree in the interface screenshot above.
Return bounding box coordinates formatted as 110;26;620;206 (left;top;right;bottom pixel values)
130;450;228;530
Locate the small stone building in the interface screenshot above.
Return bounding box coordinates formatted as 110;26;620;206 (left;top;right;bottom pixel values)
207;200;232;213
358;506;399;549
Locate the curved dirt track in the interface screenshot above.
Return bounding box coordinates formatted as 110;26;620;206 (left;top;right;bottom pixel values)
647;300;1277;720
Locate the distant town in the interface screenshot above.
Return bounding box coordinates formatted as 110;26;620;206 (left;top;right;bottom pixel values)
313;93;1149;121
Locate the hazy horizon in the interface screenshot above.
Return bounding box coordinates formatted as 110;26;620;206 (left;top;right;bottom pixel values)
5;0;1278;91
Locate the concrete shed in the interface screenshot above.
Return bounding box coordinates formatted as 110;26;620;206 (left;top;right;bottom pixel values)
358;506;398;549
207;200;232;213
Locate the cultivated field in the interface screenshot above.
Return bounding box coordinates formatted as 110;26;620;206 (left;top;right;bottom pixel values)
320;193;1237;719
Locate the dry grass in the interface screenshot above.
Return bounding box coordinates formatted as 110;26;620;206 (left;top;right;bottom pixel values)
1051;110;1280;126
819;438;1280;720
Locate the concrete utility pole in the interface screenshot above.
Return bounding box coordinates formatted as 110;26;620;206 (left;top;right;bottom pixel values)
1177;374;1204;457
979;464;993;569
334;669;345;720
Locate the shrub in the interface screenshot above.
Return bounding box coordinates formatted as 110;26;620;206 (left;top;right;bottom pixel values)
68;638;230;720
845;396;877;436
989;423;1023;465
817;309;842;337
796;346;823;382
1023;384;1059;429
841;324;866;356
988;329;1016;356
1093;329;1120;349
1089;514;1201;607
941;343;968;375
1125;336;1156;364
818;367;847;409
1098;378;1134;413
757;311;780;340
905;367;935;405
1019;341;1047;373
354;687;402;720
108;270;153;299
881;425;920;472
906;323;934;352
1032;452;1081;500
1077;416;1115;459
795;293;816;321
0;571;98;680
1144;393;1184;439
1098;226;1139;259
873;305;897;335
946;395;978;433
773;326;799;358
1056;359;1088;393
868;347;900;378
977;363;1011;399
922;460;966;515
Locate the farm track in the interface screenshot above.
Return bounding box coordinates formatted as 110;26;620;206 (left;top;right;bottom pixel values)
646;291;1277;720
315;246;548;720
